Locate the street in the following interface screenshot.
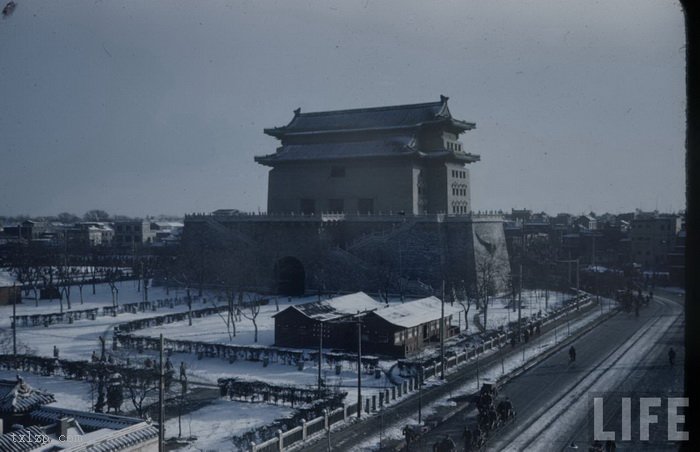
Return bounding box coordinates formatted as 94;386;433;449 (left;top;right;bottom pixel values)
420;291;683;451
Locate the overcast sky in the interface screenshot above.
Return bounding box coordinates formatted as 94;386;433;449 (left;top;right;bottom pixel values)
0;0;685;218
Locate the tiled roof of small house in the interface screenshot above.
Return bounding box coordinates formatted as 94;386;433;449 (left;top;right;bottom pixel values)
274;292;383;322
30;406;142;432
60;422;158;452
0;377;56;414
0;426;47;452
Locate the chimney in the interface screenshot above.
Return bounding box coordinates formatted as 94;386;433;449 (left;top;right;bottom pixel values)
59;417;72;438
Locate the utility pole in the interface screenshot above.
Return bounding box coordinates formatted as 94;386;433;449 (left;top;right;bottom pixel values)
12;283;17;362
417;366;423;424
357;318;362;418
440;280;445;380
517;264;522;342
159;334;165;452
318;321;323;396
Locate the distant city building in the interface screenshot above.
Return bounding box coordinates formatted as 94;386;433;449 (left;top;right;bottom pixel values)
149;221;184;246
630;212;681;269
66;222;114;248
112;220;155;247
575;214;597;231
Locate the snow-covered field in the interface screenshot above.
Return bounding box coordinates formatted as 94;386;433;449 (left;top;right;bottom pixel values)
165;398;294;451
132;294;322;347
0;281;212;361
0;280;591;452
479;290;571;331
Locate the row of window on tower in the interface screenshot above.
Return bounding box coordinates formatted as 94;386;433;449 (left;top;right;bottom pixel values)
451;183;468;197
451;169;467;179
452;203;469;214
446;141;463;152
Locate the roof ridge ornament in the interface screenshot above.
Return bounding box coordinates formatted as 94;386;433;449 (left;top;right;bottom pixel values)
440;94;449;103
293;107;301;116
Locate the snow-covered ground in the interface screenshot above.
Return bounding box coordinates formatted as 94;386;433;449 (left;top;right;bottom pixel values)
0;281;589;452
478;290;571;331
132;294;321;347
165;398;294;451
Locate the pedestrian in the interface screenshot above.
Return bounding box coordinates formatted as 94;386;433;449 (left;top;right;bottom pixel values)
669;347;676;366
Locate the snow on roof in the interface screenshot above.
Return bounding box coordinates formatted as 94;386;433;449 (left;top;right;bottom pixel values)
276;292;384;321
371;296;461;328
31;406;143;431
0;377;56;414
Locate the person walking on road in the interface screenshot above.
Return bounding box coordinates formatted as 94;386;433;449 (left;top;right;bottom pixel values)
569;346;576;363
669;347;676;366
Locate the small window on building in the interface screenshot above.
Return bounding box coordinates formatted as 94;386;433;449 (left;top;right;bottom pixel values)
329;199;344;213
358;198;374;214
300;199;316;215
331;166;346;177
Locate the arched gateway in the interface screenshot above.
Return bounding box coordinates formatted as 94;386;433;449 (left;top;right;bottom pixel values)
274;256;305;296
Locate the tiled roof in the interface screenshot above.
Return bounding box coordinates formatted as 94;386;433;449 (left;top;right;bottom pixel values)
30;406;142;432
0;426;47;452
264;96;474;137
0;378;55;414
255;136;416;164
60;422;158;452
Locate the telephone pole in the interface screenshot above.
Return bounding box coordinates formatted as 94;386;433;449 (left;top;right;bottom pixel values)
12;283;17;362
357;318;362;418
440;280;445;380
517;264;522;342
159;334;165;452
318;321;323;396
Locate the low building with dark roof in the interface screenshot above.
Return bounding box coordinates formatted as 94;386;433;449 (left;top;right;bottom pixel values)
273;292;383;349
361;297;461;357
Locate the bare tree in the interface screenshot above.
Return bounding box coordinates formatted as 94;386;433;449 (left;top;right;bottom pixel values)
453;280;474;332
475;256;497;331
241;294;263;343
56;258;75;311
104;266;122;311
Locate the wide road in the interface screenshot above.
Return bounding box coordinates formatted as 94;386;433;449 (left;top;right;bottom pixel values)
420;291;683;452
301;299;605;452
